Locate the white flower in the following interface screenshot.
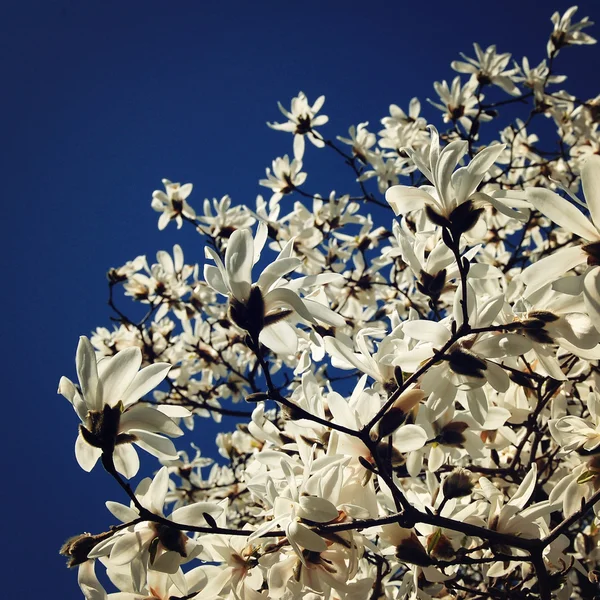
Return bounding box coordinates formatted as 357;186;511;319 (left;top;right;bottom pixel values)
547;6;596;57
385;126;510;228
521;155;600;330
91;467;222;575
259;154;307;201
451;44;519;96
151;179;195;230
336;122;376;163
428;76;492;131
58;337;180;478
203;224;345;354
550;390;600;453
267;91;329;159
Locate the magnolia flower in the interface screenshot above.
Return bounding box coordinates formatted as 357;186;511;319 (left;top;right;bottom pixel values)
384;126;515;235
259;154;307;201
90;467;223;575
547;6;596;57
380;98;425;129
428;76;492;131
521;155;600;330
549;389;600;453
151;179;195;230
512;57;567;104
336;122;376;163
451;43;519;96
267;91;329;160
58;337;180;478
203;223;344;354
265;542;355;598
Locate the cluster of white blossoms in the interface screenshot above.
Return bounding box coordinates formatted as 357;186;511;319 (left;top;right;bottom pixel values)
60;7;600;600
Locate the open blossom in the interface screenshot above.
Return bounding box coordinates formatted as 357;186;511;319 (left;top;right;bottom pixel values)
521;155;600;329
89;467;223;575
58;337;181;478
384;126;514;232
151;179;196;230
259;154;307;201
451;43;519;96
336;122;376;163
203;223;345;354
267;91;329;159
428;76;492;131
548;5;596;56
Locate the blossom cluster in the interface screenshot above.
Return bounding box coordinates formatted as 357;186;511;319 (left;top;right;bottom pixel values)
59;7;600;600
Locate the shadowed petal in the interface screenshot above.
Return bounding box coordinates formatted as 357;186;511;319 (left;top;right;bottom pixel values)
75;432;102;472
582;155;600;232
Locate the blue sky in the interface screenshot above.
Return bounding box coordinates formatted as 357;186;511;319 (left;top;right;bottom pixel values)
4;0;600;596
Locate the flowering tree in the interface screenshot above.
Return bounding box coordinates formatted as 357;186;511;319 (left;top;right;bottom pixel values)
58;7;600;599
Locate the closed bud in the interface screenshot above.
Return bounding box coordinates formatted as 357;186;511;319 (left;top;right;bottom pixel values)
107;268;127;284
438;421;469;447
442;469;473;499
372;389;425;439
448;348;487;378
60;532;110;568
417;269;447;301
528;310;559;323
396;533;433;567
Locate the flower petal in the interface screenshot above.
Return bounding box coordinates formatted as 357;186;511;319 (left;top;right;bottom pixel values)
259;320;298;355
582;154;600;232
297;496;339;523
402;320;451;345
76;336;101;410
385;186;434;215
225;228;254;303
527;187;599;241
257;257;302;293
132;430;178;461
203;264;229;296
78;560;107;600
121;363;171;407
521;245;587;292
584;265;600;333
394;425;428;452
100;347;142;408
263;287;316;323
120;405;183;437
106;501;140;523
113;444;140;479
170;502;224;526
75;432;102;472
287;520;327;552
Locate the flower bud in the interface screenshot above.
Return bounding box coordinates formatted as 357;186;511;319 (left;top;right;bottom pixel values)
442;469;474;499
60;532;108;568
372;389;425;439
426;528;455;560
448;348;487;378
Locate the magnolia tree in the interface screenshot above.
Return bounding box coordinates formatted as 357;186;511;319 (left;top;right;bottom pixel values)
58;7;600;600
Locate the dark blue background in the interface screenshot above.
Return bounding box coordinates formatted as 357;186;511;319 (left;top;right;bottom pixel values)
3;0;599;596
